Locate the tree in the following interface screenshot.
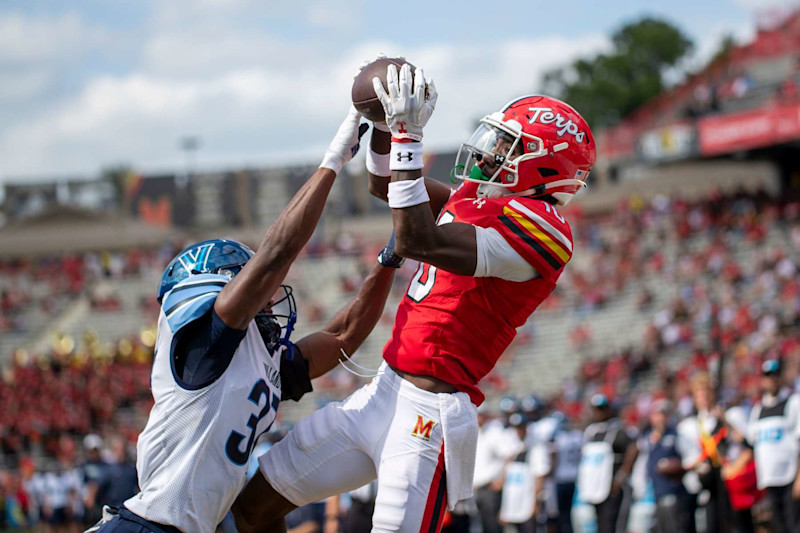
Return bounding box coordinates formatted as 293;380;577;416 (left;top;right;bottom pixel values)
100;164;135;213
542;17;693;128
709;34;737;65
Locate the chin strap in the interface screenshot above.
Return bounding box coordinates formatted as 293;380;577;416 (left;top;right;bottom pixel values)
511;179;587;198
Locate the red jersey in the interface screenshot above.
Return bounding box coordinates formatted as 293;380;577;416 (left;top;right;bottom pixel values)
382;182;574;404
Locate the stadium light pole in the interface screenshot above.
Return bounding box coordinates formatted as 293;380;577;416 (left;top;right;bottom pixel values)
178;136;201;187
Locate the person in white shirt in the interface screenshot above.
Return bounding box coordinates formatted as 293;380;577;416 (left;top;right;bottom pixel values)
525;409;562;531
43;462;83;531
676;372;735;533
747;359;800;533
552;413;583;533
499;413;538;533
474;404;523;533
343;481;378;533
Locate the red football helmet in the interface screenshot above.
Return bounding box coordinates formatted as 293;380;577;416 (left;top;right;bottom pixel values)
453;95;596;205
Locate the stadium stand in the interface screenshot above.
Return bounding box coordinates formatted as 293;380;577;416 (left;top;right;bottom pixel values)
3;184;799;529
3;9;800;530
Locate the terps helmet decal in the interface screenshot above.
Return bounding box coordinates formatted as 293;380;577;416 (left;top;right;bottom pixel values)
526;107;587;143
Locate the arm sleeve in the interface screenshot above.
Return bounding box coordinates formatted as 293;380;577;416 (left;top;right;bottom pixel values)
613;426;633;454
790;395;800;440
279;343;313;402
746;406;759;446
172;307;248;389
676;422;697;467
474;226;539;282
530;444;551;477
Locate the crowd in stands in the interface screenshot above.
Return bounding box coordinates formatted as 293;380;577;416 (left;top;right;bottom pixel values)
601;11;800;163
1;186;800;530
0;246;181;336
631;53;800;130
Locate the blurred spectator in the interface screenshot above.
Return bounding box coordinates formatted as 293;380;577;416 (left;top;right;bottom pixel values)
640;400;694;533
724;405;760;533
498;413;536;532
576;394;638;533
285;501;326;533
81;434;105;524
473;405;522;533
746;359;800;533
676;373;737;533
343;481;377;533
552;414;582;533
93;437;137;509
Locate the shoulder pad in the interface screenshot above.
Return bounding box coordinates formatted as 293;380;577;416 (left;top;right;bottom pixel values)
492;198;573;281
162;273;230;333
448;181;478;204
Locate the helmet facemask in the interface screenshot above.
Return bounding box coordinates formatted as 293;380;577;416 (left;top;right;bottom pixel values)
453;113;547;193
255;284;297;356
453;108;591;205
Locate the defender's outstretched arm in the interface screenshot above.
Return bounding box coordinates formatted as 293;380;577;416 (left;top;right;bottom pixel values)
215;109;366;330
296;261;395;379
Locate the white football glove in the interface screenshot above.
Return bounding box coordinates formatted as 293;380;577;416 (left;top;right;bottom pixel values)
372;63;437;142
320;106;369;174
356;53;389;76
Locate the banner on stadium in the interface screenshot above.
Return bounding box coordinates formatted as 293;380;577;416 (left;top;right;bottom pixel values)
597;125;638;162
698;102;800;156
637;122;696;162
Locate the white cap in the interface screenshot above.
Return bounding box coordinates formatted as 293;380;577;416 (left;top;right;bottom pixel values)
83;434;103;450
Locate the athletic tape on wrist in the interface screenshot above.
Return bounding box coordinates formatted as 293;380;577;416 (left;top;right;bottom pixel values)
366;148;391;177
390;141;424;171
387;177;429;208
319;154;342;175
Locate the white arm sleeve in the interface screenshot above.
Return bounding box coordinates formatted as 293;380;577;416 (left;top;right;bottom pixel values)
746;405;759;446
790;395;800;440
474;226;539;282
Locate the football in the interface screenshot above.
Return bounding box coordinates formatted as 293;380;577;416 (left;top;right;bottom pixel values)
352;57;415;123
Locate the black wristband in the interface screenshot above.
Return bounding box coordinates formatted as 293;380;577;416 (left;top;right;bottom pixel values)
378;247;405;268
377;231;405;268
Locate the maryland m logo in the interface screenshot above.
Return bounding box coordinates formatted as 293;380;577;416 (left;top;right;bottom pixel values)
412;415;436;441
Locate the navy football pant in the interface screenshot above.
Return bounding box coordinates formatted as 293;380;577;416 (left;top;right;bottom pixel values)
95;507;181;533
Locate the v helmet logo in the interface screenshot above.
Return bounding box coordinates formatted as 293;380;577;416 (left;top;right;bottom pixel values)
177;243;214;274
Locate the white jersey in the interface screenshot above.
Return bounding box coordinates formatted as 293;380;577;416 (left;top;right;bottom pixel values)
125;274;282;533
676;410;722;494
43;469;79;510
748;392;800;489
500;456;536;524
473;423;524;488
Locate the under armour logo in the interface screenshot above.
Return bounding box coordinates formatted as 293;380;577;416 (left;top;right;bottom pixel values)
397;152;414;162
472;198;486;209
397;122;408;134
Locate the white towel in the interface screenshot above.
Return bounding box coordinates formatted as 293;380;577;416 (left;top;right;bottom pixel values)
439;391;479;510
